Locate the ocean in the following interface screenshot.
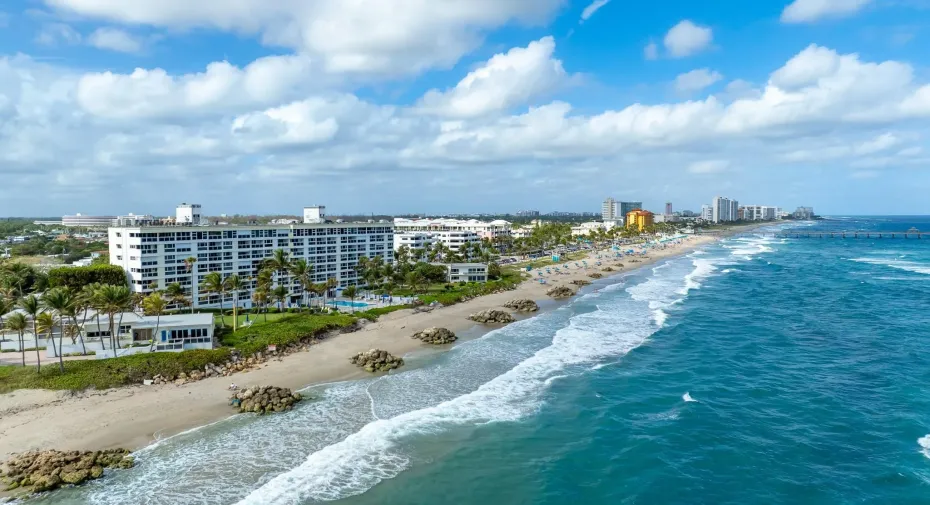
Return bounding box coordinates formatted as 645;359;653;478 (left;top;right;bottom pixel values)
35;217;930;505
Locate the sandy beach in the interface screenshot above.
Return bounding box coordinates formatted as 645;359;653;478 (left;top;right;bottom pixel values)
0;233;724;460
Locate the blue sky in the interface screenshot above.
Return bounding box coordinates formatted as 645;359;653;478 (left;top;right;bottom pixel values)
1;0;930;216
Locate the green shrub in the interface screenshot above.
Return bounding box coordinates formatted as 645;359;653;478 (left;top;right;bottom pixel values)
221;313;357;355
355;304;413;321
47;264;127;291
0;348;232;393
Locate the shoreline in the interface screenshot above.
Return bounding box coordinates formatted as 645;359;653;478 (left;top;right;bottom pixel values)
0;228;759;461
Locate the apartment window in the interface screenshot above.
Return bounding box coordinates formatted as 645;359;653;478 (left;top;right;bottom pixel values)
116;244;122;249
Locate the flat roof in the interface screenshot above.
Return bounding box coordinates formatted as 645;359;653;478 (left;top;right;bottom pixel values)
108;222;393;231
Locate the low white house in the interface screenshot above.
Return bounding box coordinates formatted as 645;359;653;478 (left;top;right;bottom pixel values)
571;221;617;237
44;312;215;358
441;263;489;283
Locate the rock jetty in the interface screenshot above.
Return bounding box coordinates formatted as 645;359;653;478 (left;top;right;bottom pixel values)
571;279;591;286
587;272;603;279
412;327;458;345
350;349;404;372
503;299;539;312
1;449;133;495
230;385;302;415
546;286;576;299
467;309;515;324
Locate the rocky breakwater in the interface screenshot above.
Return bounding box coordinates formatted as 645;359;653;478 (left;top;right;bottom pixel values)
350;349;404;373
467;309;515;324
412;327;458;345
587;272;604;279
1;449;133;495
230;385;302;415
571;279;591;286
546;286;576;299
503;299;539;312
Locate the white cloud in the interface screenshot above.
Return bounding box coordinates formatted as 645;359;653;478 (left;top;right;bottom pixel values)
4;40;930;214
43;0;564;77
688;160;730;174
781;0;872;23
855;133;899;154
76;54;317;119
87;27;144;53
35;23;82;46
663;20;713;58
416;37;568;118
675;68;724;92
580;0;610;22
644;42;658;60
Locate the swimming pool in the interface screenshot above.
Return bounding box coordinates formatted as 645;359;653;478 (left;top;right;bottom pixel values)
332;300;370;308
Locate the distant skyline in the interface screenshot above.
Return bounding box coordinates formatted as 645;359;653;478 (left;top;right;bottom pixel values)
2;0;930;216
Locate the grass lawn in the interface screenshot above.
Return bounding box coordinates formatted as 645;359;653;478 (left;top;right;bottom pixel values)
216;312;290;329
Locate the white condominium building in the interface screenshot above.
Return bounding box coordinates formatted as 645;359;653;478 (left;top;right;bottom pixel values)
109;206;393;309
602;197;619;221
393;218;512;239
741;205;777;221
712;196;739;223
62;214;117;227
393;230;481;253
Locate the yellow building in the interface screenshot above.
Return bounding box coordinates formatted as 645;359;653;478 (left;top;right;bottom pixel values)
625;209;655;232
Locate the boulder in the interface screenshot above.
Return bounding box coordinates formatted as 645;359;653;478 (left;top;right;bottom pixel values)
587;272;603;279
0;449;133;495
230;385;302;414
467;309;515;325
503;299;539;312
349;349;404;372
546;286;575;299
601;266;614;272
571;279;591;286
411;327;458;345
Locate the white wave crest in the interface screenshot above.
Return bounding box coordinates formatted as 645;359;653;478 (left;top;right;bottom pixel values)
919;435;930;459
236;285;662;504
682;392;697;403
850;257;930;275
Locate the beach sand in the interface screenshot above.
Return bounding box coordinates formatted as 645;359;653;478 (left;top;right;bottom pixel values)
0;234;722;460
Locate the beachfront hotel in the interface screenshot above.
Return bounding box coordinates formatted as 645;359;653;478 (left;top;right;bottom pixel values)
625;209;655;231
108;204;394;309
393;217;512;240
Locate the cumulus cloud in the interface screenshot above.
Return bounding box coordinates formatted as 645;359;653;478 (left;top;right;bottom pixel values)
35;23;82;46
87;27;144;53
675;68;724;92
76;54;317;119
664;20;713;58
43;0;564;77
781;0;872;23
580;0;610;22
416;37;568;118
3;40;930;214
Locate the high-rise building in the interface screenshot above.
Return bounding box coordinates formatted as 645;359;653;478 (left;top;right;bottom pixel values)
619;201;643;219
109;205;393;309
712;197;739;223
793;207;815;219
625;210;655;232
601;197;619;222
701;205;713;222
515;210;540;217
665;202;673;216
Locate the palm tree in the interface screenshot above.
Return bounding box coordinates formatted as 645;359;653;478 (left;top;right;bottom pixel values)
272;285;288;312
35;312;55;370
342;286;358;313
164;282;188;311
96;285;132;351
267;249;291;287
252;287;270;322
200;272;227;328
288;259;314;310
42;287;74;373
5;313;28;367
223;274;245;330
0;295;11;337
142;292;167;351
19;295;42;371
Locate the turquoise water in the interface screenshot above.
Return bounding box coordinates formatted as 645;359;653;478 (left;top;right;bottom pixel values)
37;217;930;504
332;300;370;308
